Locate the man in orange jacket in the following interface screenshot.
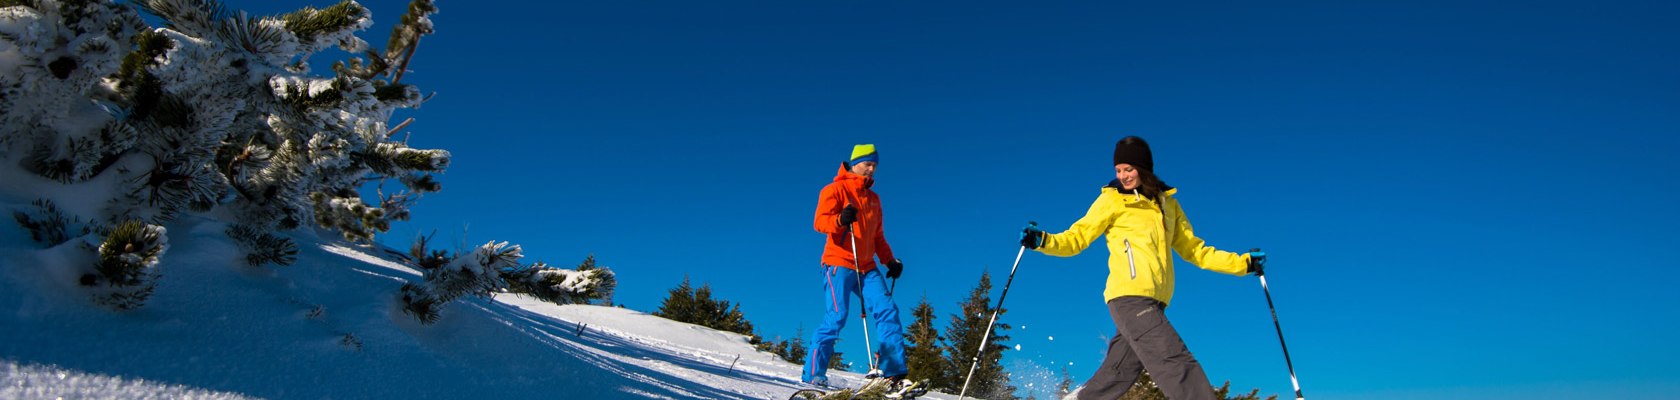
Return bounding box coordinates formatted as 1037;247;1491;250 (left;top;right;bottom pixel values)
801;144;909;388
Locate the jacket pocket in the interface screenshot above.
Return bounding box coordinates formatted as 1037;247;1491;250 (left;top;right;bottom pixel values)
1123;239;1136;279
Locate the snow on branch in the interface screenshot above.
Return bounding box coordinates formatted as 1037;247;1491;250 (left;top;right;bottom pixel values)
1;0;451;312
88;220;168;310
401;240;520;325
501;256;617;307
1;0;449;237
279;0;370;55
399;241;620;325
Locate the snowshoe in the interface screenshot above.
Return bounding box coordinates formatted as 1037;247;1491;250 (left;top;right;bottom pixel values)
884;378;928;399
788;376;928;400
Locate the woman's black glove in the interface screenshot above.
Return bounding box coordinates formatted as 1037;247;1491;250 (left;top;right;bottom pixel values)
1247;248;1267;275
1020;222;1044;249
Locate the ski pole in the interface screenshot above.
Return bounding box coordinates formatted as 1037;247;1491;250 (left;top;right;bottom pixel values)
850;224;880;375
958;230;1031;400
1253;248;1305;400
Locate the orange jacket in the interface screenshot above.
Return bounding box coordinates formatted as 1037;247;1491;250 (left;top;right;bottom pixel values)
814;163;895;272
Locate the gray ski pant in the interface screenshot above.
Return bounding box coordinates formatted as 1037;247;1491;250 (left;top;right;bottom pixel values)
1077;296;1216;400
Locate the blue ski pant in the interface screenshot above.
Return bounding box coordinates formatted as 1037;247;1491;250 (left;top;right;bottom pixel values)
802;264;907;383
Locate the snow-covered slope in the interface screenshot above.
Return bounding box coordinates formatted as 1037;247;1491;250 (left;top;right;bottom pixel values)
0;210;953;399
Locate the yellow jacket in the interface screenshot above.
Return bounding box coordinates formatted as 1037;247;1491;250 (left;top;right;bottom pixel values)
1037;184;1251;305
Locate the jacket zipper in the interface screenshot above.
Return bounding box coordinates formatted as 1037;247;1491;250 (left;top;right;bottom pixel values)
1124;239;1136;279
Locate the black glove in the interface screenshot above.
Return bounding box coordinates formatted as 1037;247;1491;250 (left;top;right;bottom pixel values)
885;259;904;279
839;205;859;230
1246;248;1267;275
1020;222;1044;249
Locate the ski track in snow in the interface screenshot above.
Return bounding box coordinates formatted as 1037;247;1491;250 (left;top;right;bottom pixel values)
483;298;790;399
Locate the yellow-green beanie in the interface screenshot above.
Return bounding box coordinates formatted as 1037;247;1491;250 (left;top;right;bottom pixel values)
849;144;878;164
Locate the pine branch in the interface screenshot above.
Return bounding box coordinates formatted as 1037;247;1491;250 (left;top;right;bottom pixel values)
90;220;168;310
226;224;298;267
309;192;387;242
385;117;413;138
216;11;290;58
382;0;436;84
12;199;86;247
273;77;347;111
114;31;172;124
408;231;451;271
391;34;419;85
280;0;366;47
136;0;228;37
399;283;441;324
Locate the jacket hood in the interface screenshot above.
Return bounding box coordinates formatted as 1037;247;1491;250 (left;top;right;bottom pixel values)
834;163;874;189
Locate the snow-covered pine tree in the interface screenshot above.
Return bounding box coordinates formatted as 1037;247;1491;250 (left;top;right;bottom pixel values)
0;0;447;309
86;220;168;310
396;233;449;323
572;254;615;306
400;240;518;324
0;0;147;184
943;271;1018;400
437;243;505;296
905;296;948;390
122;0;446;236
499;255;618;306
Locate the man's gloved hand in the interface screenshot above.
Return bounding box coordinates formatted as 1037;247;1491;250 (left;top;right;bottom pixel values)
1020;222;1044;249
886;259;904;279
839;205;859;229
1246;248;1267;275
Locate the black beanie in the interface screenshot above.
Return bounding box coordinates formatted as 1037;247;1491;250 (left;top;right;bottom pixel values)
1112;136;1154;171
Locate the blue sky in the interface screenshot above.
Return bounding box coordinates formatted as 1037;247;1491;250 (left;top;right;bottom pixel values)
233;1;1678;398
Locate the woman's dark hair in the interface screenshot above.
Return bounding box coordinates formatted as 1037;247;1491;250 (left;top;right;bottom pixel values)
1134;167;1171;202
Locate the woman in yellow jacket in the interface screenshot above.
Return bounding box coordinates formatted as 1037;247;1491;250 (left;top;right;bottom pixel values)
1020;136;1264;400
